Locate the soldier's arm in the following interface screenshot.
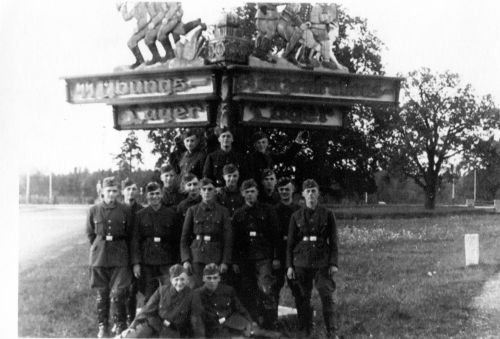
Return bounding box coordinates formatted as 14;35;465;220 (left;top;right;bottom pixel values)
268;207;280;260
85;207;96;245
202;153;213;181
180;207;194;263
221;207;232;265
130;287;161;329
328;210;339;268
130;212;141;265
147;3;165;27
190;291;206;338
286;214;298;268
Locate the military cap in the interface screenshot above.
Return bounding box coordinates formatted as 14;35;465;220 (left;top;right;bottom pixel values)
277;177;294;188
223;163;239;175
182;128;199;140
121;177;136;190
146;181;161;192
261;168;276;179
203;263;220;276
200;177;215;187
214;126;233;137
252;131;268;143
182;173;198;184
169;264;187;278
160;164;175;174
240;179;258;191
102;176;117;188
302;179;319;191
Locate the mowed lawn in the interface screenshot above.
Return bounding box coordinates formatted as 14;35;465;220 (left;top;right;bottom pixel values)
19;213;500;338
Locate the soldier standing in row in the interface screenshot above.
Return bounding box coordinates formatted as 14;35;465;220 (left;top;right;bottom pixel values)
160;164;185;208
203;127;245;187
216;164;245;217
176;173;201;218
86;177;133;338
132;182;181;302
259;168;280;206
181;178;232;287
177;129;207;179
232;179;280;330
271;177;301;319
286;179;339;338
121;178;144;326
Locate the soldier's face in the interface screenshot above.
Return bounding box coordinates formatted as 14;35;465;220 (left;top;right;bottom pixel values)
242;187;258;205
302;187;319;208
203;273;221;291
122;184;138;202
161;171;176;188
254;137;269;153
200;184;216;202
183;135;199;153
171;273;188;292
278;183;294;202
218;132;233;149
223;171;239;188
147;188;163;208
184;178;200;197
102;186;119;204
262;175;277;191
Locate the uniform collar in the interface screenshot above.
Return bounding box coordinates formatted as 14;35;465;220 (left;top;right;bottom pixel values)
201;200;216;210
101;201;117;209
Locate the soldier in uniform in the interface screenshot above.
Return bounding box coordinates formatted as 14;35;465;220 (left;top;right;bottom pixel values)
160;164;185;208
271;177;301;320
122;264;193;338
286;179;339;338
121;178;144;326
259;168;280;206
86;177;134;338
131;182;181;303
203;127;245;187
190;263;254;338
177;129;207;179
216;164;245;218
176;173;201;218
181;178;232;287
232;179;280;329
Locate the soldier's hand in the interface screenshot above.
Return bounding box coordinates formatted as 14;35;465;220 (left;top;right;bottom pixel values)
220;263;228;274
133;264;141;278
272;259;281;270
328;265;338;279
163;319;171;327
232;264;240;274
183;261;192;274
287;267;296;280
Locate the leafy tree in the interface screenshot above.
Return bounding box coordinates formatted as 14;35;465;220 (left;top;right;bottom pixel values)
382;68;498;209
114;131;144;175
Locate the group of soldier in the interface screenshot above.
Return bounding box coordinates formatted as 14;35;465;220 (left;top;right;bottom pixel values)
86;127;339;338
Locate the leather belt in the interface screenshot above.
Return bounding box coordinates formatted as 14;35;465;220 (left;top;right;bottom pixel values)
101;235;127;241
196;234;218;242
302;236;318;242
146;236;164;243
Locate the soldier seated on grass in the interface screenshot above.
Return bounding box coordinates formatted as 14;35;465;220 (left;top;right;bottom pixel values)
121;264;193;338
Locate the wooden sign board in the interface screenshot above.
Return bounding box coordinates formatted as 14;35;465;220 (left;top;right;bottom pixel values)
113;102;210;130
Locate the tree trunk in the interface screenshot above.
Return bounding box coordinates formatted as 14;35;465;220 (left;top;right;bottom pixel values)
424;186;437;209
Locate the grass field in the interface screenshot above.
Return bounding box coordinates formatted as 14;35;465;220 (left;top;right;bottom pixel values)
19;213;500;338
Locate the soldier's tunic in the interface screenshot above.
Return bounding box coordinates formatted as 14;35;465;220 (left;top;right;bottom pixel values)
259;190;280;206
161;186;185;208
178;148;207;179
126;285;193;338
286;205;339;334
176;195;202;218
86;201;134;326
132;204;181;301
216;187;245;218
180;201;232;286
191;283;252;338
126;201;144;323
203;149;245;187
232;202;279;328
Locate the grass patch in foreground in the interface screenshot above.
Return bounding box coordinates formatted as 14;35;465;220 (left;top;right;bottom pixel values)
19;214;500;338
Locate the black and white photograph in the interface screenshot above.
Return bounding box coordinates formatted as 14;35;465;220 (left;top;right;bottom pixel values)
5;0;500;338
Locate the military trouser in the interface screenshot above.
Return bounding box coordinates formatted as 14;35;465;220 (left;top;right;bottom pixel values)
293;266;336;334
141;265;171;302
126;277;139;325
238;259;276;329
90;266;132;328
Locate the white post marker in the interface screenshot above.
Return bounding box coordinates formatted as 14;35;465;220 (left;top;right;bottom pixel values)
494;200;500;213
464;234;479;266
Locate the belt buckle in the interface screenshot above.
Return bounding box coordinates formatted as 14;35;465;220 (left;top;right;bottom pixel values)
302;236;309;241
105;235;113;241
203;235;211;241
250;231;257;237
310;236;317;242
154;237;161;243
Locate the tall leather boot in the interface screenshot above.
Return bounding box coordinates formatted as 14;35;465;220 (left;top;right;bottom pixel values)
111;294;127;337
129;46;144;69
96;290;110;338
321;296;337;338
126;282;137;326
146;43;162;65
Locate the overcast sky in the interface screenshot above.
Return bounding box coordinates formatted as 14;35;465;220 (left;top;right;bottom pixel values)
2;0;500;175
